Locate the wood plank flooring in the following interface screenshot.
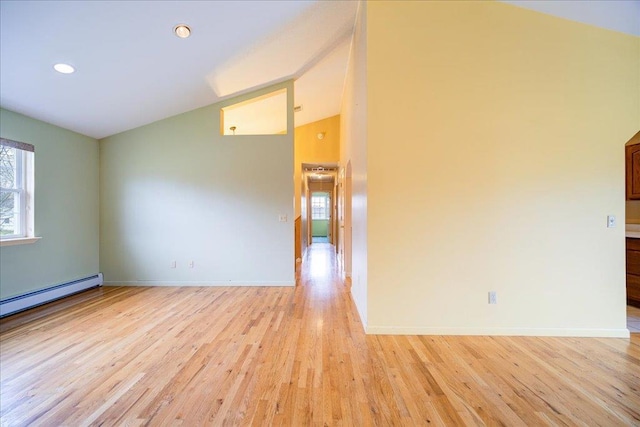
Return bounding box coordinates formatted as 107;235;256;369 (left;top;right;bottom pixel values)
1;243;640;425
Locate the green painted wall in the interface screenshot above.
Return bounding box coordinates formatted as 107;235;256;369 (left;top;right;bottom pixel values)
312;220;328;237
99;81;295;285
0;108;100;299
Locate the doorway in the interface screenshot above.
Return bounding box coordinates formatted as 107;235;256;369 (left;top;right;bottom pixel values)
298;163;346;287
300;164;338;254
311;192;331;243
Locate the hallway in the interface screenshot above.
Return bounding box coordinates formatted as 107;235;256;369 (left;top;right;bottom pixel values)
0;246;639;425
300;242;341;287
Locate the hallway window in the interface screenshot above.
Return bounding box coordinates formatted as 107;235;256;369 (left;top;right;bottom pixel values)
311;194;329;220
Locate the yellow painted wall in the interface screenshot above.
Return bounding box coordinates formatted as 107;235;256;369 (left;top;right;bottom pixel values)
365;1;639;336
340;1;368;326
294;115;340;218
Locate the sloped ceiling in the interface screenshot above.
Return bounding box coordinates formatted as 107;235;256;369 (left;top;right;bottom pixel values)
0;1;637;140
502;0;640;36
0;0;357;139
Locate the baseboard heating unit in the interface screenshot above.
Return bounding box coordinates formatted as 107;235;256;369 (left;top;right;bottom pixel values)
0;273;103;317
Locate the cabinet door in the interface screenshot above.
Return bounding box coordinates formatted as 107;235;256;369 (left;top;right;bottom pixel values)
626;144;640;200
627;274;640;305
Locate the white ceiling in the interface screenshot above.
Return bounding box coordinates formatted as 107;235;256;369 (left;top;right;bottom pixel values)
0;1;637;140
0;0;357;139
502;1;640;36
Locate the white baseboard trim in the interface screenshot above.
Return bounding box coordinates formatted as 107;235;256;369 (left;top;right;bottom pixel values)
350;289;367;331
103;280;295;287
0;273;103;317
365;326;630;338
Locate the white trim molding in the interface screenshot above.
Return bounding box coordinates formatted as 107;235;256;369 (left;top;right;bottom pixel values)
365;326;630;338
103;280;295;287
0;236;41;247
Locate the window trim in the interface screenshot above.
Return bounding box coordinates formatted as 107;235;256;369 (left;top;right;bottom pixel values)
0;138;36;246
1;149;25;239
0;236;41;247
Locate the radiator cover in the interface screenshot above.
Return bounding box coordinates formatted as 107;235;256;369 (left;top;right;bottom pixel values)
0;273;103;317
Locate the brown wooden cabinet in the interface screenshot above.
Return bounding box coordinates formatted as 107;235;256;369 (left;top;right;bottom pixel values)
626;131;640;200
626;144;640;200
626;238;640;307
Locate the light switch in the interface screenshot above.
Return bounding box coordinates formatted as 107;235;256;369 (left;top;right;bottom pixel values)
279;214;287;222
607;215;616;228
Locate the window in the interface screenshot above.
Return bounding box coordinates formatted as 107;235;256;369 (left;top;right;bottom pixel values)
0;138;36;244
220;88;288;136
311;194;330;220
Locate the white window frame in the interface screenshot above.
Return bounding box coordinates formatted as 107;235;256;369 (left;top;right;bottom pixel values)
0;139;38;246
311;194;330;220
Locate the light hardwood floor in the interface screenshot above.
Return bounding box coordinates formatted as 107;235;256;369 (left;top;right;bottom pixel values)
1;244;639;426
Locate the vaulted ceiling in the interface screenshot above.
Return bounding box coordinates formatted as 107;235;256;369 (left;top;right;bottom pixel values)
1;1;637;140
0;1;357;139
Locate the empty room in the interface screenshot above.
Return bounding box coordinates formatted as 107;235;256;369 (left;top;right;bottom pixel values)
1;0;639;425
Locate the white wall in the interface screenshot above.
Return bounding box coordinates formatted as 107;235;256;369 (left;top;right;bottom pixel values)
0;108;99;299
340;1;368;326
99;82;295;286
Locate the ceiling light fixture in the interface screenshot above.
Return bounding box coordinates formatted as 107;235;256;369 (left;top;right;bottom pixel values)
174;24;191;38
53;63;75;74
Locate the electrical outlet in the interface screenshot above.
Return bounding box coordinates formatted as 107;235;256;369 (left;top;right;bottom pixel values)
488;291;497;304
607;215;616;228
170;260;177;269
279;214;288;222
189;261;194;268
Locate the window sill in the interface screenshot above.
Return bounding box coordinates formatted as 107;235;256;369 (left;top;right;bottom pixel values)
0;237;42;247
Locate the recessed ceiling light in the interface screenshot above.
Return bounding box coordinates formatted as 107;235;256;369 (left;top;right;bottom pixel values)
174;24;191;38
53;63;75;74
